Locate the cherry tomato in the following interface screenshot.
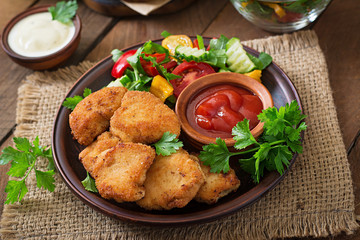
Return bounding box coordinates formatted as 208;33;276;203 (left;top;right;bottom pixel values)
170;61;216;97
140;53;177;77
193;39;200;49
276;11;303;23
111;49;137;78
193;38;212;50
162;35;193;55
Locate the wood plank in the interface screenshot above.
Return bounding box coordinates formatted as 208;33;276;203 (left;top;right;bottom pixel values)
203;2;274;40
313;0;360;147
0;0;37;31
85;0;228;62
0;0;114;143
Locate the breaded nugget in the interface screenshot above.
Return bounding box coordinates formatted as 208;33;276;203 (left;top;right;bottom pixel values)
69;87;127;146
79;132;121;176
192;155;240;205
110;91;180;144
92;142;155;203
136;149;205;210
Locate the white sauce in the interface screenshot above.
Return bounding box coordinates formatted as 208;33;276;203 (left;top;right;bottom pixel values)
8;12;76;57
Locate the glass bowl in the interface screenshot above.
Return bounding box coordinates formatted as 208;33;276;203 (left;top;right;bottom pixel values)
230;0;331;33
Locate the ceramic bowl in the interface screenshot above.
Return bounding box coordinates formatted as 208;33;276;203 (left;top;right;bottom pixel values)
175;72;274;151
1;5;81;70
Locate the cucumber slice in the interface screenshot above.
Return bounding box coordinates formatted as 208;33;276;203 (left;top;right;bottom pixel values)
175;46;207;59
225;37;255;73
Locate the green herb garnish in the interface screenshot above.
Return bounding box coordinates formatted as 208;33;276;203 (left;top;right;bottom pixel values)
81;172;98;193
62;88;92;110
111;49;124;62
199;100;306;183
48;0;78;24
153;132;183;156
0;137;55;204
161;30;172;38
246;52;273;70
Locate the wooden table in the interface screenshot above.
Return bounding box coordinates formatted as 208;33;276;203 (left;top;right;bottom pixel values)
0;0;359;238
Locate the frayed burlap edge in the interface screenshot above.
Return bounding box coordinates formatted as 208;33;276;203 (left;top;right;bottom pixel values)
1;31;358;240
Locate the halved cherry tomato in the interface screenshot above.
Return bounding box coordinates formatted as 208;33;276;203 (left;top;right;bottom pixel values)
162;35;193;55
276;11;303;23
193;39;200;49
193;38;212;51
140;53;178;77
170;61;216;97
111;49;137;78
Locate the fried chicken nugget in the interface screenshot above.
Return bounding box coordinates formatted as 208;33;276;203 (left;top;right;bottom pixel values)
69;87;127;146
110;91;180;144
79;132;121;176
192;155;240;205
92;142;155;203
136;149;205;210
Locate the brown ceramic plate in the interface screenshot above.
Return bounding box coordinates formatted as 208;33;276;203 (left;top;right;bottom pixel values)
52;38;302;226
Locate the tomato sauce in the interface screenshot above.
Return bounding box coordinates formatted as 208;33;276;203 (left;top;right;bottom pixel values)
187;84;263;138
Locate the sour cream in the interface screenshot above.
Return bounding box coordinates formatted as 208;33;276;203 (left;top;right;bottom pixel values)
8;12;75;57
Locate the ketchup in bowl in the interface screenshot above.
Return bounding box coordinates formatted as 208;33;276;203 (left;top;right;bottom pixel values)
187;84;263;139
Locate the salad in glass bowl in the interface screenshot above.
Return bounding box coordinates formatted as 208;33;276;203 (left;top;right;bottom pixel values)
230;0;332;32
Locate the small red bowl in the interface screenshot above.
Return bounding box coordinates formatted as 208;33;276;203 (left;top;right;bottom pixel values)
175;72;274;151
1;5;81;70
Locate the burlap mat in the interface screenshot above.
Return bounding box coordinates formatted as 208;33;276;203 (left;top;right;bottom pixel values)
1;30;358;239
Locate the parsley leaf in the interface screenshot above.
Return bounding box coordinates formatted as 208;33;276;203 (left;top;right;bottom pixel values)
5;180;28;204
232;119;258;150
35;170;56;192
111;49;124;62
199;100;306;183
48;0;78;24
0;136;55;204
62;88;92;110
81;172;98;193
199;138;233;173
153;132;183;156
161;30;172;38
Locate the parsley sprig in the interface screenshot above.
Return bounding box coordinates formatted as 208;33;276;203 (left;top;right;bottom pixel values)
62;88;92;110
0;137;55;204
48;0;78;24
199;100;306;183
81;172;98;193
153;132;183;156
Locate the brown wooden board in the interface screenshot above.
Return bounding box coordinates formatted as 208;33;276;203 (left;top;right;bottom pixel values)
85;0;228;61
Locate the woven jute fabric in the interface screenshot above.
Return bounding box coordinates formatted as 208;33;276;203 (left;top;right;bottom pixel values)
0;30;358;239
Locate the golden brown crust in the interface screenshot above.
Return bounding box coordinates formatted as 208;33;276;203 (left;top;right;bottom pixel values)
69;87;127;146
79;132;121;176
192;155;240;205
93;142;155;203
110;91;180;144
136;149;205;210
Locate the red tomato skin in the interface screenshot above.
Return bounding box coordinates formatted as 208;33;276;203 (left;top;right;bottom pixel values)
170;61;216;97
162;60;177;71
193;39;200;49
140;53;178;77
111;49;137;78
276;11;303;23
140;53;165;77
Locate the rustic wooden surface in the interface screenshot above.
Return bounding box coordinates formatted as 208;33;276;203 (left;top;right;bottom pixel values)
0;0;359;238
